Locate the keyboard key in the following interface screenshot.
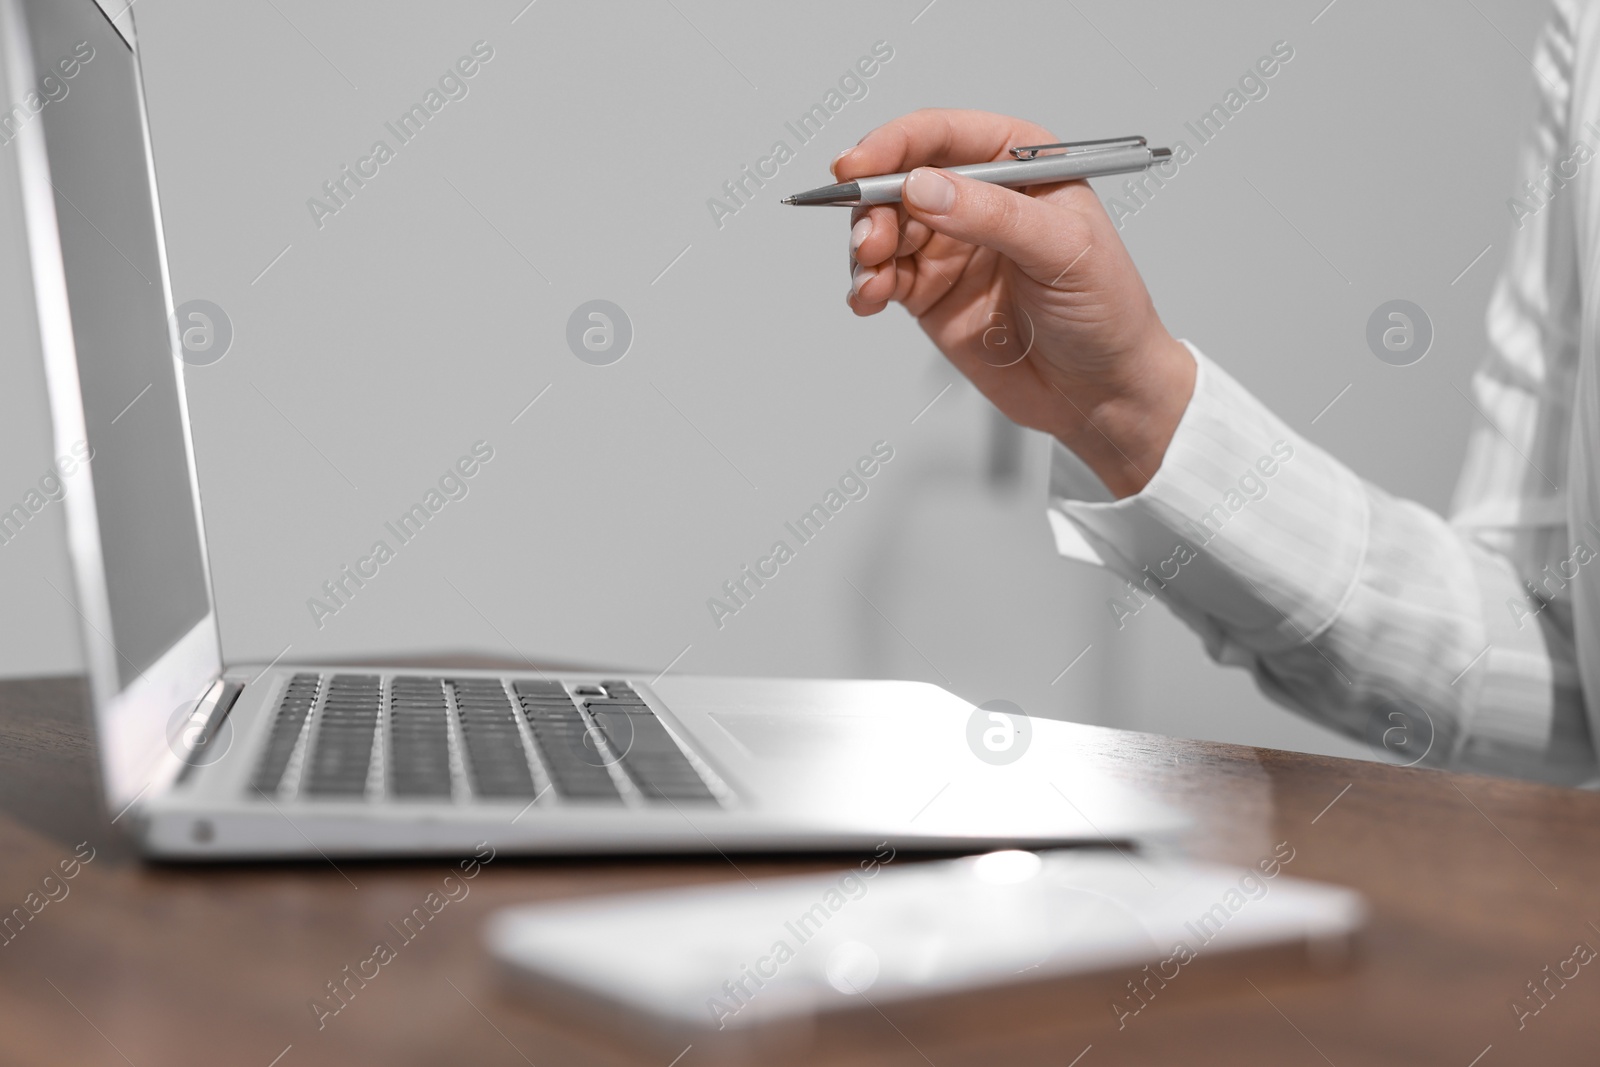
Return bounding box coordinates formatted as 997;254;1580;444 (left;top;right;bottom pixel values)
586;681;646;705
513;679;568;697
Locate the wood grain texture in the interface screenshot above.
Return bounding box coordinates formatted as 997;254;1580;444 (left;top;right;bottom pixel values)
1;675;1596;1066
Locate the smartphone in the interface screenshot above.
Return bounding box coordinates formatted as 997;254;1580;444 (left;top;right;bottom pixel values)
485;847;1364;1048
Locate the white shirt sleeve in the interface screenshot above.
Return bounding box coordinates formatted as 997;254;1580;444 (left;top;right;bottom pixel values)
1046;0;1598;785
1047;343;1594;784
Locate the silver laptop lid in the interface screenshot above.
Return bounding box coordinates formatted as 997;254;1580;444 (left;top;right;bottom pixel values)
3;0;222;810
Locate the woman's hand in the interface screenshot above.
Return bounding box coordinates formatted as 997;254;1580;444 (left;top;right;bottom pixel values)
840;108;1194;497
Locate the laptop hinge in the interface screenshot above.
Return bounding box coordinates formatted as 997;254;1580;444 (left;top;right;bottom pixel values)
173;677;243;784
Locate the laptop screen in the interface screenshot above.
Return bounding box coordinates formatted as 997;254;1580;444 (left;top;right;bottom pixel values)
26;1;212;689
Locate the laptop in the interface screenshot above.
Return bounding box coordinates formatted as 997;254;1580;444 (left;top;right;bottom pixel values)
2;0;1180;858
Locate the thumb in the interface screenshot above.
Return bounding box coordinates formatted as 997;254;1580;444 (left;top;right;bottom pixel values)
901;167;1091;286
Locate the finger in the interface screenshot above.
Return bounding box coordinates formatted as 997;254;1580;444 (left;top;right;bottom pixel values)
852;252;925;314
855;213;932;268
890;254;922;306
850;254;901;305
849;207;933;270
850;204;906;268
900;166;1093;287
846;282;891;316
894;217;933;259
834;108;1055;182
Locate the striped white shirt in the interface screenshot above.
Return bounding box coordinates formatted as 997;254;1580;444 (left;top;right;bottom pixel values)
1048;0;1600;784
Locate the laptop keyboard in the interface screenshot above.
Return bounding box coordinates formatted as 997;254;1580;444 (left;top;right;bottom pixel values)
248;674;721;807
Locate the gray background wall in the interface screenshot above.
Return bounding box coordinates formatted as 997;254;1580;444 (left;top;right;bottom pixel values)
0;0;1551;761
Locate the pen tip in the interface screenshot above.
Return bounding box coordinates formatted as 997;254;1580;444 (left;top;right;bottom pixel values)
780;195;797;205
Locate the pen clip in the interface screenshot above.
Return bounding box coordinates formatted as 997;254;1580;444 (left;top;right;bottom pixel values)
1009;135;1148;161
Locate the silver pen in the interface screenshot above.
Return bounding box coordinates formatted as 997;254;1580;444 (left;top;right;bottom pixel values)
781;135;1171;207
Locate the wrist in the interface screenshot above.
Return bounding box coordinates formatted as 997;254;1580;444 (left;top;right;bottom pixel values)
1050;330;1195;499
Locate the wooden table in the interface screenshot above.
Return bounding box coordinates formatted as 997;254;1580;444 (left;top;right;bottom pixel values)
1;675;1596;1066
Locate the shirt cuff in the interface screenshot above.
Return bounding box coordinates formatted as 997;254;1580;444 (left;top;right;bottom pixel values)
1046;341;1370;653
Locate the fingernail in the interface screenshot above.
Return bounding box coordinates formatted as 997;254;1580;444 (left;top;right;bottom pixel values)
850;217;873;253
831;146;853;177
851;263;877;295
904;168;955;214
